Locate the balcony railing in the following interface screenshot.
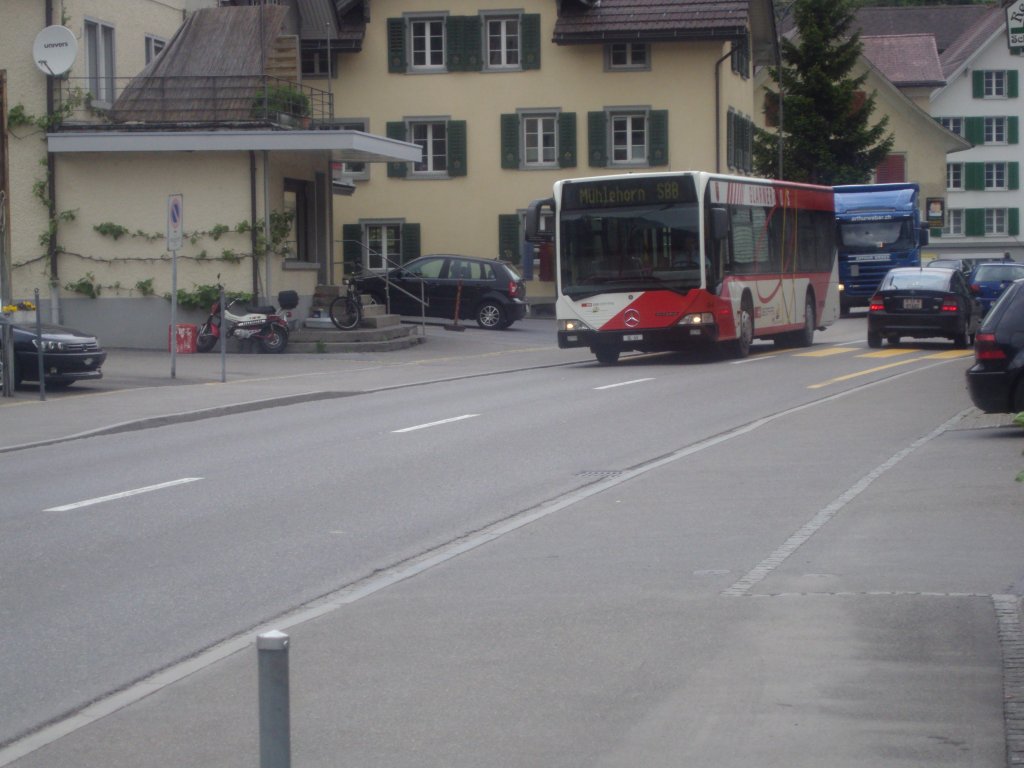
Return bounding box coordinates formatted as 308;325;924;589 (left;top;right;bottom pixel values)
55;75;333;129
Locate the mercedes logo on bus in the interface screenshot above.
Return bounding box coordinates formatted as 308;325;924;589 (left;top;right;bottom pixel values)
624;308;640;328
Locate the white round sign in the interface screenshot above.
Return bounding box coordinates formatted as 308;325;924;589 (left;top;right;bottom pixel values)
32;26;78;76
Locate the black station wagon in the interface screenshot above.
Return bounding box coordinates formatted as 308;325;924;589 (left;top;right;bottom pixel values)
355;255;528;329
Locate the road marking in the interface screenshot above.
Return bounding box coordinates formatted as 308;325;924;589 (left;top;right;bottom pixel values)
392;414;479;433
795;347;855;357
594;378;654;390
807;358;920;389
44;478;203;512
858;348;916;358
922;349;973;360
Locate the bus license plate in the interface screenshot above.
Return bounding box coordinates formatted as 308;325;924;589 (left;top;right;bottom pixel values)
623;334;642;341
903;298;922;310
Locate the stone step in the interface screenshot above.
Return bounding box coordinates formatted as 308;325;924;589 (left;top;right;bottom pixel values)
288;321;423;353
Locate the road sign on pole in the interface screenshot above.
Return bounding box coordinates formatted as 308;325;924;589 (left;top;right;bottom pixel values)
167;193;183;252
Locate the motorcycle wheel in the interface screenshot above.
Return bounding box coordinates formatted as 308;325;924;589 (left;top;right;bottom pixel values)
259;325;288;354
195;324;218;353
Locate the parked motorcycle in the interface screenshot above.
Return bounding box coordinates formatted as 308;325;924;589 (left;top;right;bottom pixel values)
195;290;298;354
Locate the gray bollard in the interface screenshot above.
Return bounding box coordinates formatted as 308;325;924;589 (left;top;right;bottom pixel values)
257;630;291;768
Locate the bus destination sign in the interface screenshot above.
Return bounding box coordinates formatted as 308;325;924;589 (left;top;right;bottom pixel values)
562;176;697;211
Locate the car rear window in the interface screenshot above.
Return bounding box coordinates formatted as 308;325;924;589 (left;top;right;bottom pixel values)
973;265;1024;282
882;271;949;291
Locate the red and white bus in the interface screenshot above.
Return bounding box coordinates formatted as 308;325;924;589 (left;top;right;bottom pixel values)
525;171;840;363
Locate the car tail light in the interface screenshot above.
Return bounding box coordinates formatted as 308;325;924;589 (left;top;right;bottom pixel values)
970;284;980;294
941;295;959;312
508;280;520;298
974;332;1006;361
868;295;884;312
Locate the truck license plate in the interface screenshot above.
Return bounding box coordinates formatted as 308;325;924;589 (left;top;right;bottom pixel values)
903;298;922;310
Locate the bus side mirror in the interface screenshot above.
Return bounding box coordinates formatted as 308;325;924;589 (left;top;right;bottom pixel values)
525;197;555;243
919;224;929;247
710;207;730;240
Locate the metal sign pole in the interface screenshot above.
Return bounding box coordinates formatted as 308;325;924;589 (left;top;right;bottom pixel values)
167;194;183;378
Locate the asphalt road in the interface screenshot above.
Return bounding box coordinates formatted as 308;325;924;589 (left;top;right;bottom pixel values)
2;316;1022;766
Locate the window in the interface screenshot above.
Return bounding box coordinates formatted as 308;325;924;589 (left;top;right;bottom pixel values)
587;110;667;168
731;37;750;79
611;113;647;165
727;110;753;173
302;48;331;77
986;162;1007;190
365;222;402;271
85;19;115;105
986;208;1007;235
985;117;1007;144
947;162;963;191
411;121;447;174
145;35;166;65
486;16;520;69
939;117;963;136
944;209;963;236
985;70;1007;98
282;178;313;262
524;114;556;166
501;111;576;170
333;119;369;178
410;17;445;69
874;154;906;183
607;43;649;71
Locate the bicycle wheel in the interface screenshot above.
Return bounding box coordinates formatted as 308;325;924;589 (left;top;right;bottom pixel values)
329;295;361;330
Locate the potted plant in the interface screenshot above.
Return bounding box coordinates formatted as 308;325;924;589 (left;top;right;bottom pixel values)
251;84;311;127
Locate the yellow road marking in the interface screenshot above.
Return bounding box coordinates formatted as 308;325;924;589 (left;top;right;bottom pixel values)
808;358;920;389
858;348;917;358
795;347;856;357
921;350;973;360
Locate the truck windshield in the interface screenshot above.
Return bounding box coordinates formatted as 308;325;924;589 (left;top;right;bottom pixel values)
559;203;704;298
838;220;914;254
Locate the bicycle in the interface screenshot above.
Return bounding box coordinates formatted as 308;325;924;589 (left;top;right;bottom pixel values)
329;280;363;330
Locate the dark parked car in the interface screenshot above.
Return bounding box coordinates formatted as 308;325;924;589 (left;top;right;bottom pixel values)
968;261;1024;315
0;317;106;387
867;267;981;348
355;255;528;329
966;278;1024;413
927;257;979;276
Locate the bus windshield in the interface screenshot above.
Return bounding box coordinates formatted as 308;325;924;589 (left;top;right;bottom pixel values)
838;219;914;254
559;203;703;298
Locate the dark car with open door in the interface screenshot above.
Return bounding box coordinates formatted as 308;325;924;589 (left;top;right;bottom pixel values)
966;278;1024;413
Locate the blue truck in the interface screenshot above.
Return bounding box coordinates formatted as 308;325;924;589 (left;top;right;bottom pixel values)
834;183;928;315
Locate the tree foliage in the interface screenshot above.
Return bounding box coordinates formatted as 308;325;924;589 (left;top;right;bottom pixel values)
754;0;895;185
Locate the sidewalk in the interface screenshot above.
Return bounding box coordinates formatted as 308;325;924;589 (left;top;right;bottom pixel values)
0;318;586;452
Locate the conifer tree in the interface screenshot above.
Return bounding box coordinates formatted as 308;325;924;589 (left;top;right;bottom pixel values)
754;0;894;184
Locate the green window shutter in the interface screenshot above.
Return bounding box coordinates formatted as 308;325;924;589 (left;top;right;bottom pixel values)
965;117;985;145
1010;116;1020;145
558;112;577;168
726;112;735;169
965;162;985;191
930;227;943;239
401;223;421;264
342;224;362;276
447;120;467;176
447;17;481;72
501;114;520;169
498;214;520;263
386;122;408;177
973;70;984;98
521;14;541;70
588;111;607;167
648;110;669;167
965;209;985;236
1010;162;1020;191
1010;70;1019;98
387;18;406;73
1011;208;1020;236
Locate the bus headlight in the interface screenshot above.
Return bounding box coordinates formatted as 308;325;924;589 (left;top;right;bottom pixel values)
559;319;592;332
679;313;714;326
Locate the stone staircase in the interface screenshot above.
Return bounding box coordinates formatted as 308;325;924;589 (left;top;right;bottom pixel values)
287;290;424;353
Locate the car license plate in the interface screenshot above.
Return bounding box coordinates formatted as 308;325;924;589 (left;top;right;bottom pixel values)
623;334;642;341
903;298;922;310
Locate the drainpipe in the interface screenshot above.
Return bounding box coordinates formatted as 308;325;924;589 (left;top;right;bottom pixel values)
714;44;736;174
250;151;259;298
45;0;60;321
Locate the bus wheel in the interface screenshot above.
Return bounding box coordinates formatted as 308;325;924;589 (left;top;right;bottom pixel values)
725;298;754;359
796;293;816;347
594;347;620;364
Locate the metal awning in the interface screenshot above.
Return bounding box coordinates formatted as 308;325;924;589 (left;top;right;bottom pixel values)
47;129;420;163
